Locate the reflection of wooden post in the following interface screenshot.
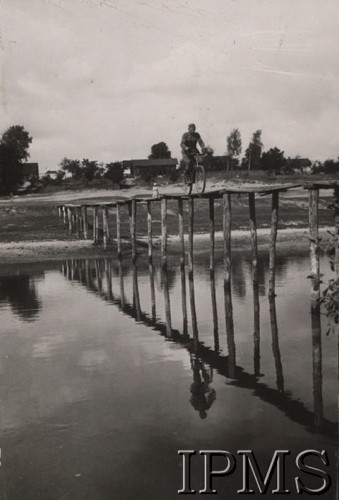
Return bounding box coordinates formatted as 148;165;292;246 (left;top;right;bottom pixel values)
105;260;113;300
103;206;109;249
188;198;198;344
82;206;88;239
178;199;188;335
269;295;284;392
147;200;152;261
162;265;172;337
209;197;218;349
129;199;136;260
71;259;75;280
308;189;320;299
311;299;323;426
149;259;156;321
133;261;141;321
116;203;122;258
95;260;103;294
85;259;90;285
118;257;125;309
223;193;236;377
269;192;279;296
249;193;260;375
161;198;167;265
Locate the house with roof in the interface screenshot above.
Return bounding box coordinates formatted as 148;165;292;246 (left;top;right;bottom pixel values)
286;158;312;174
122;158;178;178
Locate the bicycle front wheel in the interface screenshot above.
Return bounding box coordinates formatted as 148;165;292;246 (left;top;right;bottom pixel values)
195;165;206;194
183;171;193;195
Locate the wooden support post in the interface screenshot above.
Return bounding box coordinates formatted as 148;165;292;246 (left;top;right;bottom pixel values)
147;200;153;261
209;197;218;350
308;189;320;299
67;208;73;234
269;192;279;297
249;193;260;376
82;206;88;239
129;199;136;260
102;206;109;249
93;206;99;243
62;206;67;225
334;187;339;278
223;193;236;378
77;207;82;238
116;203;122;258
178;199;188;335
161;198;167;265
58;206;62;218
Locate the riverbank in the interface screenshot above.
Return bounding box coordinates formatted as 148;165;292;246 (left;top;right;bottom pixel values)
0;227;333;264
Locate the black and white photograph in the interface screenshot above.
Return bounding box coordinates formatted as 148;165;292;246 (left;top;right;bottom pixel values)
0;0;338;498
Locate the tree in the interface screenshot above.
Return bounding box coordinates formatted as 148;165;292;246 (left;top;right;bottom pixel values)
226;128;242;170
60;157;82;179
242;130;263;170
0;125;32;194
323;158;339;175
104;162;124;186
261;147;286;173
0;143;23;194
82;159;98;184
1;125;32;162
148;142;171;159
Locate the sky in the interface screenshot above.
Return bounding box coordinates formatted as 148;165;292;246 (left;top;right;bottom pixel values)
1;0;338;172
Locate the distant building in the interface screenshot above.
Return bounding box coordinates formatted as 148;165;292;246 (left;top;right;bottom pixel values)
45;170;59;180
122;158;178;178
22;162;39;181
286;158;312;174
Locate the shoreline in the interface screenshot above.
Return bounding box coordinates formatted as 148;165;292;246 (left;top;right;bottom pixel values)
0;227;333;264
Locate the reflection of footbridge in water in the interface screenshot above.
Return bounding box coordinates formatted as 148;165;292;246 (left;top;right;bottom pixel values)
61;255;336;439
57;181;338;436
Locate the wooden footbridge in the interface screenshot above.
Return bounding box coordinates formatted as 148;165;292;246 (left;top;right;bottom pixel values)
57;181;339;298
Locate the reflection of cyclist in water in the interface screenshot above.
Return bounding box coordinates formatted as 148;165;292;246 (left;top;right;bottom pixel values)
189;355;216;419
181;123;205;179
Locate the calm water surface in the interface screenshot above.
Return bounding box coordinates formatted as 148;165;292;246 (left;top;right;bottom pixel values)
0;249;337;499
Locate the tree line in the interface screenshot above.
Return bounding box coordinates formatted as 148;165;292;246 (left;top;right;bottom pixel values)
43;158;124;186
0;124;338;195
225;128;339;174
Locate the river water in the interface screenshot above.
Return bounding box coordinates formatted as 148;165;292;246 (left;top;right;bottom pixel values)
0;248;337;499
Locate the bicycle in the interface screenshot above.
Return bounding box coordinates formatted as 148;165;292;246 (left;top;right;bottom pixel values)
182;152;207;195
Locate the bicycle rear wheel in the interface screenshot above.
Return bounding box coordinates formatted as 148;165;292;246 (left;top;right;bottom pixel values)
183;170;193;195
195;165;206;194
